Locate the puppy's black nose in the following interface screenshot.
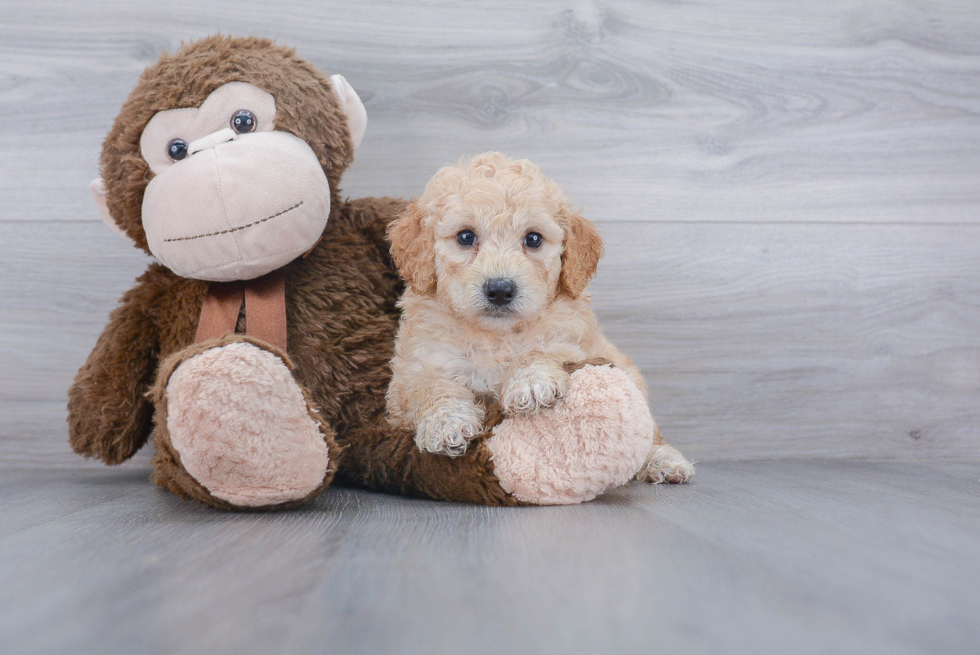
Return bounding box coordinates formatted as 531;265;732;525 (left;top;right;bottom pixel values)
484;278;516;306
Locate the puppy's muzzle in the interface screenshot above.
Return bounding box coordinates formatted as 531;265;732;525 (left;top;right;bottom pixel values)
484;278;517;306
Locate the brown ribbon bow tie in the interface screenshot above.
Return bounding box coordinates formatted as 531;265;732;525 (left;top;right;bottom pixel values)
194;269;288;351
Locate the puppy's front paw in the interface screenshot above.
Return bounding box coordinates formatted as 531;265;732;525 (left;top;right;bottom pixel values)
636;444;695;484
415;402;483;457
502;364;571;414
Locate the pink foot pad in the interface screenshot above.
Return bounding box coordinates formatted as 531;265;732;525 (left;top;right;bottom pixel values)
487;364;654;505
165;341;330;507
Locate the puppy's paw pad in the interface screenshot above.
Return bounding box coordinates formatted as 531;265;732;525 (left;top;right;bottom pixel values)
415;403;482;457
636;445;695;484
502;367;570;414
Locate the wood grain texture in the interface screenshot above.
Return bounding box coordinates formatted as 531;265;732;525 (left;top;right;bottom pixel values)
1;0;979;224
1;461;978;654
2;220;977;466
1;1;978;464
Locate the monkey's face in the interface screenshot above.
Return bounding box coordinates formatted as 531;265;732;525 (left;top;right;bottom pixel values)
93;37;367;282
138;82;329;281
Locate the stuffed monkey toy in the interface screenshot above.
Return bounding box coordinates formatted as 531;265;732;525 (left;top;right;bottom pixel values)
69;36;664;510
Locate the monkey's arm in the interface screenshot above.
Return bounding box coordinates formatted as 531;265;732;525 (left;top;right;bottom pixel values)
68;282;161;465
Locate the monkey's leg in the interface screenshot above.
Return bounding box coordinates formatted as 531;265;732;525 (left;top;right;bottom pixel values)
149;335;338;510
342;362;655;506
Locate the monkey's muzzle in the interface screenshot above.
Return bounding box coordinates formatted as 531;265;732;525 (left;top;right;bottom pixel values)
142;130;331;281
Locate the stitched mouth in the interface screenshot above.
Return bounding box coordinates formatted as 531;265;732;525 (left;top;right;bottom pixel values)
164;201;304;243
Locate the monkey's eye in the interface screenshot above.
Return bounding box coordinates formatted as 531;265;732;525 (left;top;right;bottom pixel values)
167;139;188;162
231;109;257;134
456;230;477;247
524;232;543;249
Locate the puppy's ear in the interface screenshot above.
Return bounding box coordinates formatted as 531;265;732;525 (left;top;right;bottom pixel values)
388;201;437;295
558;207;604;298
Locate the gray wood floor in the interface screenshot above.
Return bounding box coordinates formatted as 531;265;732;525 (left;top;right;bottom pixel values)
2;1;979;653
1;461;979;655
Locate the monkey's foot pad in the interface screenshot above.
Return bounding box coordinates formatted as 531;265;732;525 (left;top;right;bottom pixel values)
164;341;330;507
487;364;655;505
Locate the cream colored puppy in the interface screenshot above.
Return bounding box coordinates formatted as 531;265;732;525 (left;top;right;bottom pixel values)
386;152;693;484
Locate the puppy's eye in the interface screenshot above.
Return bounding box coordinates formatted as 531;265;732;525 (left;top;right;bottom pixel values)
231;109;257;134
456;230;477;247
167;139;189;162
524;232;543;249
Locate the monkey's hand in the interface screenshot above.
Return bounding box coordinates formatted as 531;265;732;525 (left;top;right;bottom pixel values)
67;281;161;465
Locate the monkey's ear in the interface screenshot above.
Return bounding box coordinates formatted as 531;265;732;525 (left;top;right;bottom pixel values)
89;178;135;245
329;74;367;150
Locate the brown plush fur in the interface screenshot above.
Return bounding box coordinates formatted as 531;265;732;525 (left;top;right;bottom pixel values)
68;37;517;509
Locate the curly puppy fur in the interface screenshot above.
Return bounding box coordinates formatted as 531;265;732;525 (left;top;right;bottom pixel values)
386;153;694;483
67;37;519;508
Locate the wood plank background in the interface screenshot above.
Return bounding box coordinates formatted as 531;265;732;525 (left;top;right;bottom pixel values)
1;0;978;466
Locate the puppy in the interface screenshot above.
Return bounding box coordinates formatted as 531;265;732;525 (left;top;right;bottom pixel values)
386;152;693;484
